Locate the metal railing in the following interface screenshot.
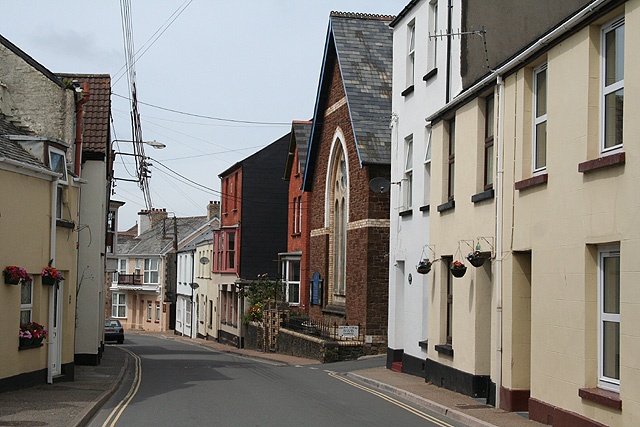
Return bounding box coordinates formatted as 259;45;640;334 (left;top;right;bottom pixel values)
117;274;143;285
282;316;364;342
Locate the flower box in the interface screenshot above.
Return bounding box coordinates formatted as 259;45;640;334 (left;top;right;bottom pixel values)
3;266;31;285
42;275;58;286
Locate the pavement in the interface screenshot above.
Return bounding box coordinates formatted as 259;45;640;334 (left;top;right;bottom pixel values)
0;331;544;427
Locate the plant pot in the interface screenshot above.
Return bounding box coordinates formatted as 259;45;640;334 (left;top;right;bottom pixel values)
32;337;44;346
469;257;486;268
42;276;57;286
416;264;431;274
4;276;20;285
451;266;467;278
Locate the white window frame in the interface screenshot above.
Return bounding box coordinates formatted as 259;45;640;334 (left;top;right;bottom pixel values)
404;135;413;209
282;258;301;305
600;17;624;154
427;0;438;72
113;259;127;284
112;292;127;318
407;20;416;87
598;246;620;392
48;147;68;184
155;302;160;322
424;127;432;206
533;63;548;174
20;280;33;326
147;302;152;321
144;258;159;284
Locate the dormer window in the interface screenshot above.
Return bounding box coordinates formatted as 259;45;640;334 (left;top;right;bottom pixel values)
48;147;67;184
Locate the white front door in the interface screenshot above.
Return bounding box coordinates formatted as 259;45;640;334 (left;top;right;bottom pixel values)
48;281;63;383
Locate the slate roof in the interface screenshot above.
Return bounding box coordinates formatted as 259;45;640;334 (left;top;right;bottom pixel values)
57;74;111;154
283;120;312;180
0;116;50;172
118;216;210;256
329;12;393;165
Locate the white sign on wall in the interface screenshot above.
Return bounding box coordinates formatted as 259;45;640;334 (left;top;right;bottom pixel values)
338;325;359;338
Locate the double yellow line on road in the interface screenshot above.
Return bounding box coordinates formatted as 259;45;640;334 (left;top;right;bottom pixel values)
328;372;454;427
102;348;142;427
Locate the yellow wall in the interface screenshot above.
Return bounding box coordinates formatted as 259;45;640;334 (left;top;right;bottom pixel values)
0;169;78;381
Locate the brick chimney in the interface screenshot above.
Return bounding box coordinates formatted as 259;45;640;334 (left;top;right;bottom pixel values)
138;208;168;236
207;201;220;220
149;208;168;228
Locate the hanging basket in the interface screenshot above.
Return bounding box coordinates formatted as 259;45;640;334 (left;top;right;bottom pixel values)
416;261;432;274
450;261;467;278
42;276;58;286
468;256;486;268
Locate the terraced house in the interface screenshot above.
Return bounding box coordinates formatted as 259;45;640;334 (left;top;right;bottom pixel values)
398;0;640;425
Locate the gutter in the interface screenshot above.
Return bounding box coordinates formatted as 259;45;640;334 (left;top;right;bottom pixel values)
74;82;90;176
427;0;611;123
0;156;61;179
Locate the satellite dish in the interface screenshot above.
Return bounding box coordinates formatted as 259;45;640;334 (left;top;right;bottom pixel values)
369;177;391;194
199;257;210;265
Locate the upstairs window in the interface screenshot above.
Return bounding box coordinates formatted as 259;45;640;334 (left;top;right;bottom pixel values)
143;258;159;284
427;0;438;72
226;231;236;270
404;135;413;209
484;95;495;189
424;127;432;206
407;21;416;87
48;147;68;184
533;64;548;173
447;118;456;201
601;17;624;153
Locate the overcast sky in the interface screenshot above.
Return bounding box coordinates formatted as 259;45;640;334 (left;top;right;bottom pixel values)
2;1;407;230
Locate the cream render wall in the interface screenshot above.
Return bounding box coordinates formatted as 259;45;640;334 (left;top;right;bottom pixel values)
428;97;495;377
498;3;638;424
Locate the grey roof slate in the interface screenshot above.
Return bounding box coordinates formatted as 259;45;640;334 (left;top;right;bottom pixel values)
0;116;50;171
292;121;311;174
118;216;210;256
330;12;393;165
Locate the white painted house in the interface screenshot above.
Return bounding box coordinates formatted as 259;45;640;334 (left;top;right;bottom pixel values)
387;0;462;376
176;241;197;338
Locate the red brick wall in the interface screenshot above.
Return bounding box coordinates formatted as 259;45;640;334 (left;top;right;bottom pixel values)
308;54;389;337
288;147;311;313
220;166;242;228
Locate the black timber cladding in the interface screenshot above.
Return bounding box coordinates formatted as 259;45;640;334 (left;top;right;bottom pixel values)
239;133;290;281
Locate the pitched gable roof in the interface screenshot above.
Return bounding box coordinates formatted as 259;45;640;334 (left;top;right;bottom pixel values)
118;216;211;256
303;12;393;190
0;34;65;89
57;74;111;155
283;120;312;180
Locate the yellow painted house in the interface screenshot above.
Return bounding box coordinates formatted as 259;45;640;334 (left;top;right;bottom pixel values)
0;34;79;389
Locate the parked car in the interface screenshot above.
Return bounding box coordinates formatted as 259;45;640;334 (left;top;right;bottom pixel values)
105;318;124;344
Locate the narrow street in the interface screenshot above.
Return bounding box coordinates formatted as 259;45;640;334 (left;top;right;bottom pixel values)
88;334;461;427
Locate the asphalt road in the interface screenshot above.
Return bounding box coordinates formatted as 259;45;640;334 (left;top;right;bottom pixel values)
88;334;463;427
